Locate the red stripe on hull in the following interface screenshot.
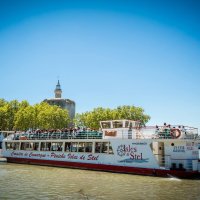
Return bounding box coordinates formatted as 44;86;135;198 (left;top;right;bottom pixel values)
6;157;199;179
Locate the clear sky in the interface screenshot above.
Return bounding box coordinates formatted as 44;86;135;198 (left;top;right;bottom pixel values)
0;0;200;129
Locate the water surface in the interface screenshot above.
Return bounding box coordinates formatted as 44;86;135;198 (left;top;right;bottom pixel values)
0;162;199;200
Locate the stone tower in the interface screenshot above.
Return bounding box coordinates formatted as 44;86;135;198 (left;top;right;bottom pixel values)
54;80;62;98
43;80;76;126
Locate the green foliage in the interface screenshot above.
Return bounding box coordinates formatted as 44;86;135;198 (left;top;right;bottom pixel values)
0;99;21;130
0;99;150;131
14;105;35;131
7;100;21;130
75;105;150;129
0;100;70;130
0;98;7;107
0;103;8;130
37;103;70;129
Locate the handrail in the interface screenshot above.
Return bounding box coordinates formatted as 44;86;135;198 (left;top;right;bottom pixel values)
7;131;103;140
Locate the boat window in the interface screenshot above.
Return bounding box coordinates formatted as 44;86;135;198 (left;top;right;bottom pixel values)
26;142;40;151
65;142;72;152
102;142;109;153
85;142;93;153
6;142;20;150
20;142;25;150
113;121;123;128
13;142;20;150
46;142;51;151
108;142;114;154
32;142;39;151
78;142;85;152
125;121;129;128
71;142;78;152
5;142;15;150
95;142;102;153
51;142;63;151
41;142;46;151
20;142;35;150
41;142;51;151
20;142;37;151
95;142;111;154
135;122;140;128
101;122;111;129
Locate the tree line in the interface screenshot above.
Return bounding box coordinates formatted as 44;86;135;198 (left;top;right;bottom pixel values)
0;99;70;131
0;99;150;131
74;106;150;130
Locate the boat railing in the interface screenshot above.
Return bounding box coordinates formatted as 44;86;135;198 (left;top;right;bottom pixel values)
10;131;103;140
102;126;198;140
4;125;199;141
139;126;199;140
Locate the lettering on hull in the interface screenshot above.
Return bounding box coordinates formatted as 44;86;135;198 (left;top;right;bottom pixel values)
9;151;99;161
117;144;149;163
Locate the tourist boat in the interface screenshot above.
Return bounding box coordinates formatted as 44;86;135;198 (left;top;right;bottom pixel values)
1;120;200;179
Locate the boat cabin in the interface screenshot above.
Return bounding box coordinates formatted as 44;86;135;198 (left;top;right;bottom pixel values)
100;120;141;139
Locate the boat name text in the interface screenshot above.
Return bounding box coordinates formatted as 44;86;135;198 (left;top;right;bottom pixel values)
117;144;143;160
10;151;99;161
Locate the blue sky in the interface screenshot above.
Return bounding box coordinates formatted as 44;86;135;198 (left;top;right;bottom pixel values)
0;0;200;129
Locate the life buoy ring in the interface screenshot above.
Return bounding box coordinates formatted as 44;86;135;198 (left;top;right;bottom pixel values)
170;128;181;139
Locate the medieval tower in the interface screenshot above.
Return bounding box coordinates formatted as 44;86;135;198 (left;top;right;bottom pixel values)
43;80;75;125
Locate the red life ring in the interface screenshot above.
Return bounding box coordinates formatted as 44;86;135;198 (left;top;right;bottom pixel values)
170;128;181;139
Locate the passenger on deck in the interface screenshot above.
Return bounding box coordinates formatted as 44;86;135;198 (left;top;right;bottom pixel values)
163;122;167;129
182;126;187;135
57;146;62;151
162;123;167;132
178;125;182;133
161;123;170;137
155;125;159;133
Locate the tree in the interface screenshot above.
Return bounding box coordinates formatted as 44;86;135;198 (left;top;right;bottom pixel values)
14;102;70;130
37;103;70;129
0;104;8;130
75;105;150;129
113;105;150;125
7;100;21;130
0;99;21;130
0;99;70;131
0;98;7;107
14;105;36;131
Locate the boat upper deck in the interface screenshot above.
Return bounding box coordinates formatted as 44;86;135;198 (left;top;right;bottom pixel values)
1;120;199;141
4;130;103;141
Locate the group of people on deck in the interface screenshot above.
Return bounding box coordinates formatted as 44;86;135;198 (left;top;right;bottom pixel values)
155;123;186;137
12;127;99;140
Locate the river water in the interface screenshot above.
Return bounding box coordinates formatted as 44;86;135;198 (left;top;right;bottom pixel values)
0;162;199;200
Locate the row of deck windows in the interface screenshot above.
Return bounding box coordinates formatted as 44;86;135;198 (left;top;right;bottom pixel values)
5;141;114;154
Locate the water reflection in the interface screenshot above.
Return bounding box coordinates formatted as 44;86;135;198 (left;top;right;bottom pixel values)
0;163;199;200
